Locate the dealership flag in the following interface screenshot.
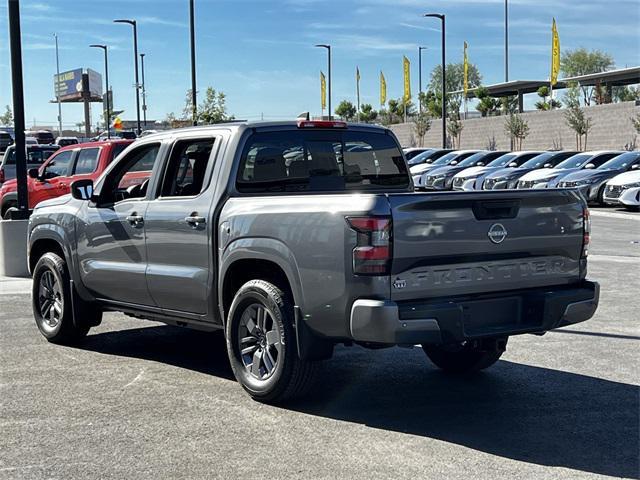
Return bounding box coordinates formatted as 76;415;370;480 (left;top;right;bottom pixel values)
403;56;411;104
380;71;387;106
551;18;560;86
320;71;327;112
463;41;469;98
112;117;123;131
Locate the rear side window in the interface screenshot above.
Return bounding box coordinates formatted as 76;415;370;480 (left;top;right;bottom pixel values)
237;130;408;192
74;148;100;175
161;138;215;197
3;148;57;165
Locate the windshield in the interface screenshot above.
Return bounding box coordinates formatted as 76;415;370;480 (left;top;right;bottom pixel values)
237;129;409;192
520;152;555;169
597;152;640;170
555;154;592;169
429;152;459;166
2;148;57;165
487;153;517;168
407;149;443;166
454;151;489;167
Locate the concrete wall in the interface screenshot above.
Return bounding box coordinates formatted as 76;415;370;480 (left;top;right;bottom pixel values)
390;101;640;151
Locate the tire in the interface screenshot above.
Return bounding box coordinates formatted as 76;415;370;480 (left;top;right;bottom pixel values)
225;279;316;403
422;337;508;373
32;252;93;344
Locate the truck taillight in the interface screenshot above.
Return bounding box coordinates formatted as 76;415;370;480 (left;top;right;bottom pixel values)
582;207;590;258
346;216;392;275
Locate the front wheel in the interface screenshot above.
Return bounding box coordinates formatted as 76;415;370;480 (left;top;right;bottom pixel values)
32;252;93;344
422;337;508;373
225;280;316;403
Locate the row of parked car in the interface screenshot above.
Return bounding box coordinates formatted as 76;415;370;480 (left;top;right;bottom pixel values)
404;147;640;210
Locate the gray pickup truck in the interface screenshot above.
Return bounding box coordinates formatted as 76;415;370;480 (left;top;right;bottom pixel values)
27;120;599;403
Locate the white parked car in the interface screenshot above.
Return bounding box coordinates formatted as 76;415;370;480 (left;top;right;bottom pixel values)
25;137;38;145
603;170;640;210
451;151;543;191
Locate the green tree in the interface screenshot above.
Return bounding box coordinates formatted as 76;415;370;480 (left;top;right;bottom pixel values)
335;100;357;121
535;86;562;110
504;114;530;150
631;113;640;134
564;105;593;151
428;62;482;101
412;112;432;147
475;87;501;117
419;90;443;119
501;96;519;115
359;104;378;123
447;114;463;149
614;86;640;103
197;87;234;124
0;105;13;126
560;48;614;105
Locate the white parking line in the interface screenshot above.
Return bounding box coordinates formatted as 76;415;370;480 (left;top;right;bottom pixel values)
590;210;640;221
588;254;640;264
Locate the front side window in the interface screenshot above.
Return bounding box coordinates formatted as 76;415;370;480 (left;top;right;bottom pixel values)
74;148;100;175
237;130;408;193
161;138;215;197
42;150;73;179
101;143;161;203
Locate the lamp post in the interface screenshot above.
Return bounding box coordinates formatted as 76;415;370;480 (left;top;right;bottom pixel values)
54;34;63;136
504;0;509;82
140;53;147;127
315;44;332;120
424;13;446;148
189;0;197;125
114;19;141;135
90;44;110;139
418;46;427;113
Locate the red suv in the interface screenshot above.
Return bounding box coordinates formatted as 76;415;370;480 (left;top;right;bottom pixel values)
0;140;133;218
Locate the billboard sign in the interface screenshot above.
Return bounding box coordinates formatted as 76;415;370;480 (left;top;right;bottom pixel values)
87;68;103;97
54;68;83;100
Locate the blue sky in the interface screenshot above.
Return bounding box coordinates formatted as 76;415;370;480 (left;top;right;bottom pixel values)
0;0;639;128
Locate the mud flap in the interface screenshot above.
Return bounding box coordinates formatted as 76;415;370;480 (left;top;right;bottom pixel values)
294;306;333;361
70;279;102;328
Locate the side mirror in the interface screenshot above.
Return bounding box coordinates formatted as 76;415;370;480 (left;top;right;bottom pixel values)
28;168;40;180
543;163;553;168
450;160;458;165
631;164;639;170
585;163;595;169
476;161;485;166
71;179;94;201
508;162;518;168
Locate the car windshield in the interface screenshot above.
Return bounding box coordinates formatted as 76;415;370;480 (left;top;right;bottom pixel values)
486;154;517;167
2;148;57;165
597;152;640;170
407;149;440;166
429;152;459;166
520;152;556;169
555;154;592;169
455;152;489;167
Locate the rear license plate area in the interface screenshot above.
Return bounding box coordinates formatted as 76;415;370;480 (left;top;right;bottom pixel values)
462;296;523;337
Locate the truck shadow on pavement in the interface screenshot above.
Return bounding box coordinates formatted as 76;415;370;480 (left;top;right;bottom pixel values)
78;325;638;479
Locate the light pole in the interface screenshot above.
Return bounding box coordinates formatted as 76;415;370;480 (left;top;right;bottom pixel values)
504;0;509;82
315;44;331;120
140;53;147;127
114;19;141;135
54;34;63;136
90;44;110;139
424;13;446;148
189;0;197;125
418;46;427;113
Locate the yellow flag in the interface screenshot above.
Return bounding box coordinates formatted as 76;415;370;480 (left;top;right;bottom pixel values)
380;71;387;106
403;56;411;104
320;71;326;110
463;41;469;98
551;18;560;86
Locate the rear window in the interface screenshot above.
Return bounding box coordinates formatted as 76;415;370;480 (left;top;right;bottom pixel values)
0;132;11;139
3;148;58;165
74;147;101;175
237;130;409;192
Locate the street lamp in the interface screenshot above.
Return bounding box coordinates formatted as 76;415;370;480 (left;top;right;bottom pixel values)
418;46;427;113
504;0;509;82
315;44;332;120
189;0;197;125
114;19;141;135
424;13;446;148
140;53;147;127
90;44;110;139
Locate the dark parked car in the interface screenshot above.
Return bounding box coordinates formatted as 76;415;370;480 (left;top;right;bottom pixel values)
0;144;59;185
0;131;13;153
407;148;454;167
557;151;640;205
483;151;578;190
403;147;431;161
27;121;598;403
25;130;55;145
423;151;508;190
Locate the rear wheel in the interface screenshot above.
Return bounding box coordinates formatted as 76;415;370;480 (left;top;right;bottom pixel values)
32;252;96;344
422;337;508;373
226;280;316;403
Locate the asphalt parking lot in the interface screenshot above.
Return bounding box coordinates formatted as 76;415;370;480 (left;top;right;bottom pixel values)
1;209;638;479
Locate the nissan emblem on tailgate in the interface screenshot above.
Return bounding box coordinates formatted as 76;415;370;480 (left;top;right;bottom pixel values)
488;223;508;244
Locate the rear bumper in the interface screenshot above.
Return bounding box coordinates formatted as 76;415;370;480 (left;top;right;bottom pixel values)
349;281;599;345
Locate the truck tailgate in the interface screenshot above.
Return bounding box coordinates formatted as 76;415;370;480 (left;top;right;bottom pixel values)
387;190;585;301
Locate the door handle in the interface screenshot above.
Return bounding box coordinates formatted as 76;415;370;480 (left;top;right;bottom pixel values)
185;215;206;228
126;214;144;227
